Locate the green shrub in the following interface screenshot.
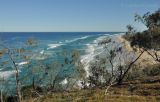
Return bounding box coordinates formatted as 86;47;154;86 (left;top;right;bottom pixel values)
143;64;160;76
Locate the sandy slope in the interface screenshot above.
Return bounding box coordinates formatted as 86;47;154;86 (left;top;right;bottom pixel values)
116;35;159;68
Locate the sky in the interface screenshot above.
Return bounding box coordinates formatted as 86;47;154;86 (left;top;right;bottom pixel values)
0;0;159;32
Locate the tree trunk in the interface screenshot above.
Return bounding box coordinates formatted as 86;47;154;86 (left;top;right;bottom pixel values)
1;90;3;102
15;66;22;102
1;44;22;102
8;50;22;102
117;51;144;85
32;77;35;89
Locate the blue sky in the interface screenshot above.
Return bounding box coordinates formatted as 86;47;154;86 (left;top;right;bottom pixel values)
0;0;159;32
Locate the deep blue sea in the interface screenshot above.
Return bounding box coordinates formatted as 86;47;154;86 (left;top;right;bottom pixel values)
0;32;122;94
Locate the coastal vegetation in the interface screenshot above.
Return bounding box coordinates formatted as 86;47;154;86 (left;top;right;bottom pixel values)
0;9;160;102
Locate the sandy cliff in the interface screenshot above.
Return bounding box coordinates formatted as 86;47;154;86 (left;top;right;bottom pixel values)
116;35;159;68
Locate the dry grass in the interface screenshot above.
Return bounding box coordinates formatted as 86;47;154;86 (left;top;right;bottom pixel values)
22;75;160;102
23;82;160;102
24;92;160;102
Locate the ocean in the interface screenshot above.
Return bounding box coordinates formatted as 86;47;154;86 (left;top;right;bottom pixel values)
0;32;122;94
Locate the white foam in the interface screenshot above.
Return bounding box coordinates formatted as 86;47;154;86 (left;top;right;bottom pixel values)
0;62;27;79
96;35;110;42
40;50;44;54
65;35;90;43
81;43;98;77
80;44;95;77
0;70;21;79
104;33;125;36
47;44;63;50
80;35;110;78
16;61;28;66
32;51;53;60
80;36;89;40
60;78;68;85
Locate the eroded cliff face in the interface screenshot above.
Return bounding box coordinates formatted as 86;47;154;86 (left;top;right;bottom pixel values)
117;35;160;68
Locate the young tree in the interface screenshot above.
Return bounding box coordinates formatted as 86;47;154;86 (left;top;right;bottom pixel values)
134;9;160;63
39;49;86;91
0;38;38;102
87;37;144;94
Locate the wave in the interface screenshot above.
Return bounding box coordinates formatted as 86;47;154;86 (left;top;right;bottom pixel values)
104;33;125;36
47;44;63;50
16;61;28;66
65;35;90;43
80;35;112;78
46;35;91;50
60;78;68;85
32;51;54;60
80;36;90;39
81;43;99;77
0;70;21;79
40;50;45;54
80;33;126;79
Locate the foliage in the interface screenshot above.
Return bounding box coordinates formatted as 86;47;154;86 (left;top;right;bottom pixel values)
142;64;160;76
123;9;160;50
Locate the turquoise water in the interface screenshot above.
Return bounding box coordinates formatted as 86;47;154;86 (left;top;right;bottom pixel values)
0;32;122;94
